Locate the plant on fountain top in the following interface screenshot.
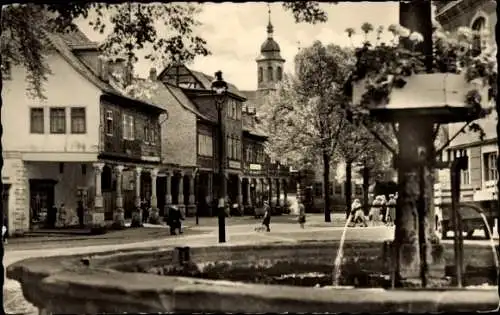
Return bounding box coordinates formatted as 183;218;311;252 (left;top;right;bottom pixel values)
347;22;497;114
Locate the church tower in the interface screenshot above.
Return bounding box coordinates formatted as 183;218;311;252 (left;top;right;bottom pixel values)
256;5;285;93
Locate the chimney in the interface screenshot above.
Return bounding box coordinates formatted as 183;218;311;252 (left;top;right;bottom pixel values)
97;56;109;82
149;67;157;81
124;61;134;87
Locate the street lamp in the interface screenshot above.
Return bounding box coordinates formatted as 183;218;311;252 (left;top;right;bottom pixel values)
211;70;228;243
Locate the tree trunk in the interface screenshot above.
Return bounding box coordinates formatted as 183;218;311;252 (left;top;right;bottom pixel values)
344;161;352;219
323;152;331;222
362;163;370;216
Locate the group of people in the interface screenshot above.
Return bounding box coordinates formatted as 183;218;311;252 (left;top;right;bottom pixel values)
350;193;398;227
257;197;307;232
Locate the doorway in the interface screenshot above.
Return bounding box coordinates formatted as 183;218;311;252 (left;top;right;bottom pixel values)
29;179;56;229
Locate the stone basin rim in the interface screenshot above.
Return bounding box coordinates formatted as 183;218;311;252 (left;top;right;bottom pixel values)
7;240;499;313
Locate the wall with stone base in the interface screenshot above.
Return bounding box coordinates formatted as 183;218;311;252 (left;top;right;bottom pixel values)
1;157;97;234
2;153;29;235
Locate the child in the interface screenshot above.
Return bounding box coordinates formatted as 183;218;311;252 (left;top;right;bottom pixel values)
262;201;271;232
386;194;397;226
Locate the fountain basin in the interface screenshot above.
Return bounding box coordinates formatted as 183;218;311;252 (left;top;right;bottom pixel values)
7;240;499;313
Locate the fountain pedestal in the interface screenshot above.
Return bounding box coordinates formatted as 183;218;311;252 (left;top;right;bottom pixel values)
383;240;445;284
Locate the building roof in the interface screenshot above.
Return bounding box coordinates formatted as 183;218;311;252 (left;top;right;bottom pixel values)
57;29;97;47
45;31;165;113
163;83;211;121
448;111;497;148
258;16;284;61
240;90;266;110
261;38;281;53
189;69;246;99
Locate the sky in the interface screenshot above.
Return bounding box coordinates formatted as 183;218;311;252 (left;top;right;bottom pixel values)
77;2;400;91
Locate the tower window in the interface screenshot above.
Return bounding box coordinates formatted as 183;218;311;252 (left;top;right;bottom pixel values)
267;66;273;82
258;67;263;83
276;66;283;81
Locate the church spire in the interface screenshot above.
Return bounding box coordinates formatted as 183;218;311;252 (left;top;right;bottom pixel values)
267;4;274;38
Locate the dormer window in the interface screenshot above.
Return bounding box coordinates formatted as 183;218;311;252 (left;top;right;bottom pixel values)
471;17;487;57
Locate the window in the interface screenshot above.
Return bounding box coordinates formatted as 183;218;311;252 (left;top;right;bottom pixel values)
267;66;273;82
144;121;156;144
355;184;363;196
122;114;135;140
276;66;283;81
70;107;86;134
258;67;263;83
256;147;265;163
234;137;240;160
246;146;252;162
144;125;151;143
236;102;241;120
105;110;113;135
50;108;66;134
30;108;44;134
453;149;470;185
484;152;498;182
335;184;343;195
314;182;322;197
198;133;213;157
150;125;156;145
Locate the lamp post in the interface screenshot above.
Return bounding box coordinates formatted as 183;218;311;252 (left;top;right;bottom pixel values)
211;71;228;243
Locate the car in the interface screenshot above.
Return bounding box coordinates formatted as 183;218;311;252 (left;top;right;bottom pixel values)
438;203;496;240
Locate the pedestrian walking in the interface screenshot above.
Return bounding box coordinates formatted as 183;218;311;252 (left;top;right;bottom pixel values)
262;200;271;232
380;195;387;224
2;214;8;244
298;199;306;229
77;200;85;228
141;199;150;224
351;199;368;227
47;204;58;228
386;194;397;226
166;205;182;235
369;196;382;226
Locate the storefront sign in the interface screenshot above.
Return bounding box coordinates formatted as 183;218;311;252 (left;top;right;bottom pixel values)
228;160;241;169
249;164;262;171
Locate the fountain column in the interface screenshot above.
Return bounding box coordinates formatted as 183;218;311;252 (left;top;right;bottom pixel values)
388;1;444;286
